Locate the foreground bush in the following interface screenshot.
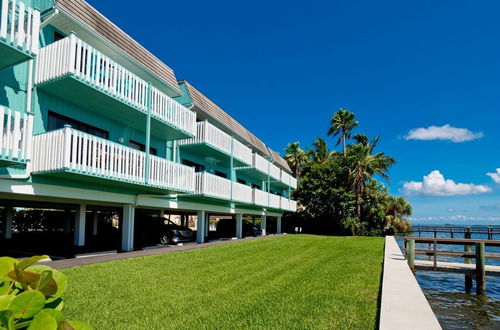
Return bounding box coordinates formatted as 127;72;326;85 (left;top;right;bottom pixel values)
0;255;91;329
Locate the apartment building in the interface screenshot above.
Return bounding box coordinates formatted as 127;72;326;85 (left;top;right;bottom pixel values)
0;0;297;254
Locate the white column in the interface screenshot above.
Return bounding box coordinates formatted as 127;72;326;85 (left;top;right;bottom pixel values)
277;216;282;234
260;215;267;236
236;214;243;239
196;210;206;243
74;204;86;246
122;204;135;251
92;211;98;236
3;206;13;239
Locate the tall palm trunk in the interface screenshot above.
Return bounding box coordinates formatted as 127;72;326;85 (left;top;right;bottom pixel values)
343;132;347;156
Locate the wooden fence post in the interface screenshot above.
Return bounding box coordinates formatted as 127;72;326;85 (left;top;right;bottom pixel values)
475;242;486;295
407;239;415;274
464;238;473;293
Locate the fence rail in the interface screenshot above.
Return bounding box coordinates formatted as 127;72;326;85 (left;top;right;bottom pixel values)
399;225;500;240
0;0;40;54
35;34;195;136
32;127;195;192
0;107;32;162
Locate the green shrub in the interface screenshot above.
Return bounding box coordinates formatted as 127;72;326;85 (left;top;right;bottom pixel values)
0;255;91;329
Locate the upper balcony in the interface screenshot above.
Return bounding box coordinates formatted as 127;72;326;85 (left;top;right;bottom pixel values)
0;0;40;69
178;121;252;167
35;34;196;140
187;172;297;211
31;126;195;193
0;106;32;165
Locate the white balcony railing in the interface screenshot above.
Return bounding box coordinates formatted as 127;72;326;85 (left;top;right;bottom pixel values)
253;188;268;207
32;127;195;192
269;163;280;181
150;86;196;135
194;172;231;200
280;196;290;211
35;34;195;136
253;153;269;174
232;181;252;204
232;139;252;165
0;107;32;162
178;121;231;154
268;193;280;209
290;176;297;189
0;0;40;54
280;170;290;186
289;200;297;212
148;155;194;192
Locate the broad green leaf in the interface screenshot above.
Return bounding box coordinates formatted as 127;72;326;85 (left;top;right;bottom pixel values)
37;309;64;323
0;259;17;281
8;291;45;319
25;266;67;299
12;265;27;291
27;312;57;330
0;310;14;329
8;269;57;297
67;321;93;330
0;282;11;296
17;256;49;271
0;296;12;310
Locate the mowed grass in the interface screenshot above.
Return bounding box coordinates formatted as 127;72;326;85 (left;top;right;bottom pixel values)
61;235;383;329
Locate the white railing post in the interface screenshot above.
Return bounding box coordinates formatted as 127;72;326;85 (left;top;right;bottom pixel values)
0;0;8;40
62;125;72;169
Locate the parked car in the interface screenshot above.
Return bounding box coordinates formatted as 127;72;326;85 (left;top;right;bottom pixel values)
216;219;262;238
136;216;193;246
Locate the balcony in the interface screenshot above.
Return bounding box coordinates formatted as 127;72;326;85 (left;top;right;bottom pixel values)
31;127;195;193
0;106;32;165
192;172;231;201
236;152;269;181
280;196;297;212
0;0;39;69
178;121;252;167
35;34;195;140
232;181;253;204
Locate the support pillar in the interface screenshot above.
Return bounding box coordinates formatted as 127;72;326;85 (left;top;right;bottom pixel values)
121;205;135;251
277;216;282;234
92;211;98;236
196;211;206;243
2;206;13;239
260;215;267;236
205;215;209;238
74;204;86;246
236;214;243;239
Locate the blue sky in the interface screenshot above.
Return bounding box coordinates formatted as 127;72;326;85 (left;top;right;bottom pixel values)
87;0;500;224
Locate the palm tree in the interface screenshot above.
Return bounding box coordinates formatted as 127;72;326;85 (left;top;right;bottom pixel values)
284;142;308;178
385;196;412;233
347;143;396;219
307;137;334;164
353;133;380;152
327;108;359;156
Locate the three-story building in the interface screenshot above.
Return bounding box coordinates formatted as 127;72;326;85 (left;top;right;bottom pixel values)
0;0;297;253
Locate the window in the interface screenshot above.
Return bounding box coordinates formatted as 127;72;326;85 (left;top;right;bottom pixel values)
237;179;246;184
48;111;109;139
54;31;65;42
251;183;261;190
182;159;205;173
214;171;227;178
129;140;157;155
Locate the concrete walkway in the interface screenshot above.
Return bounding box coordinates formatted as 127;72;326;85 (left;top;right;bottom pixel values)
45;235;277;269
379;236;441;330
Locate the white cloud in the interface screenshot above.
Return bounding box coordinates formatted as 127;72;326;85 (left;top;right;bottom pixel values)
404;124;483;142
402;170;492;196
486;168;500;184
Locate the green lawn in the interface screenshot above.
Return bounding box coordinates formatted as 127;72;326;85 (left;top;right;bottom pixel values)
62;235;383;329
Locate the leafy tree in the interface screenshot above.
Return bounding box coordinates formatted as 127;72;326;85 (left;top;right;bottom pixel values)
284;142;309;178
346;143;395;219
327;109;358;156
306;137;334;164
384;196;412;233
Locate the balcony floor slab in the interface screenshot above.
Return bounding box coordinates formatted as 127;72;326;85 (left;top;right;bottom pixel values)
0;41;33;70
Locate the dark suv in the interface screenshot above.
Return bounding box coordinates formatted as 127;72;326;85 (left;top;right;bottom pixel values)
216;219;262;238
136;216;193;247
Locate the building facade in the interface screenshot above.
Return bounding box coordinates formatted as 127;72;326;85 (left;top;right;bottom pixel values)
0;0;297;253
